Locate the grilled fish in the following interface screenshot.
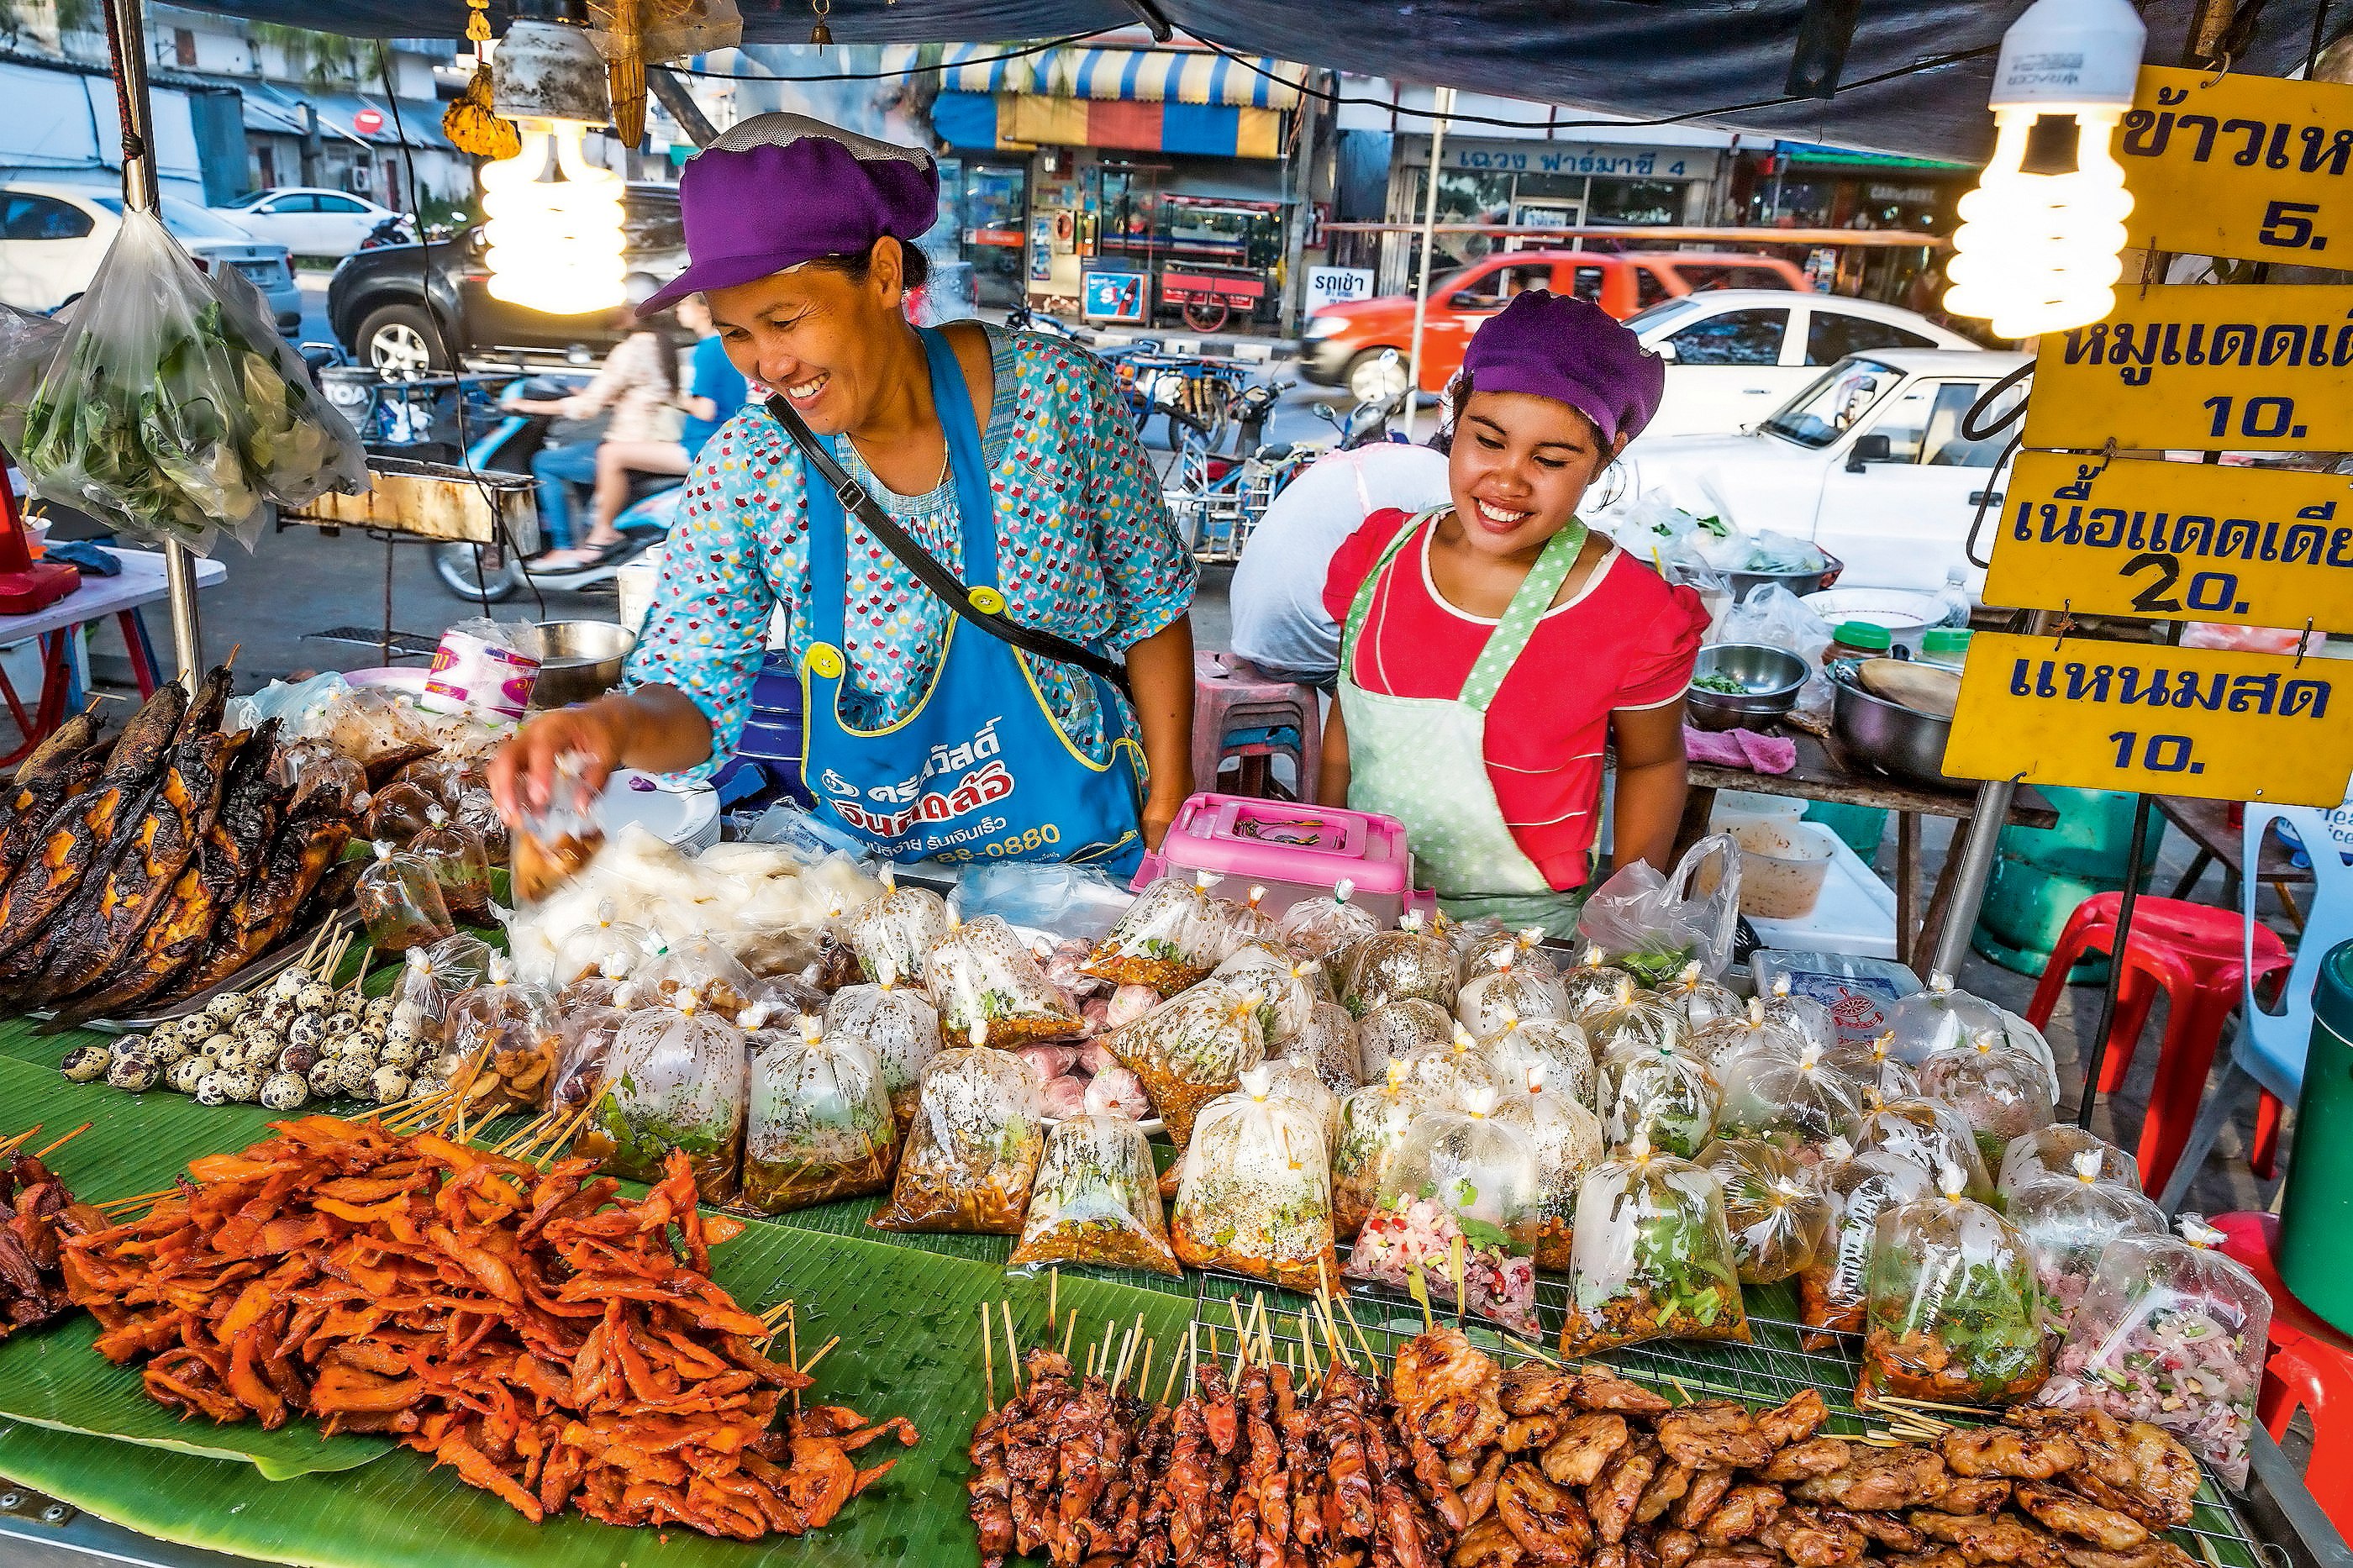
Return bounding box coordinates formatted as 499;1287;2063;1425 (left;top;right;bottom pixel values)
176;814;353;995
0;684;185;957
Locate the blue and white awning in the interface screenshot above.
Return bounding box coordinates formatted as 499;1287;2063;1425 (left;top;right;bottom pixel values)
882;43;1302;108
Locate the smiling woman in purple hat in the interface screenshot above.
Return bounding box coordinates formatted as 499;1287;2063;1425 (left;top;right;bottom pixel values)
492;115;1197;874
1315;291;1709;926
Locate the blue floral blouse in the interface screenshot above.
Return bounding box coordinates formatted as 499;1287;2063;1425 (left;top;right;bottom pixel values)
624;324;1197;775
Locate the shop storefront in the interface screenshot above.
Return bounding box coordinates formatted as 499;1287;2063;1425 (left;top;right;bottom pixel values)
1728;141;1974;307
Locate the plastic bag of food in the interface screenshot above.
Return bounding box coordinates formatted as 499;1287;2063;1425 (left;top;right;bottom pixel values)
2008;1152;2166;1334
1348;1085;1542;1334
1989;1007;2063;1102
1403;1025;1503;1111
822;970;943;1134
1459;923;1561;984
1481;1017;1595;1111
549;981;637;1110
1919;1034;2057;1167
1756;973;1838;1050
411;805;493;926
1276;877;1382;960
1332;1062;1425;1241
1560;944;1640;1020
1082;871;1228;992
1598;1037;1719;1157
456;787;509;867
1656;961;1742;1031
1823;1029;1921;1102
384;943;463;1060
1691;996;1810;1073
575;987;746;1202
2037;1216;2271;1487
1100;979;1266;1155
1860;1164;2050;1405
870;1046;1045;1233
1578;976;1688;1058
367;777;441;843
551;897;653;987
437;956;561;1113
1849;1097;1993;1197
513;752;606;903
1455;947;1573;1037
1169;1064;1340;1292
356;840;456;953
1284;1000;1363;1094
1714;1041;1865;1154
1009;1113;1180;1276
839;879;953;984
1999;1124;2140;1199
1210;883;1287;960
1885;971;2006;1060
1495;1061;1605;1271
1560;1133;1751;1355
1210;943;1324;1044
271;739;371;819
926;915;1084;1044
1573;833;1740;984
1355;997;1455;1076
1261;1055;1341;1151
1698;1137;1829;1285
1799;1139;1940;1342
640;933;766;1023
1335;914;1460;1018
740;1008;897;1213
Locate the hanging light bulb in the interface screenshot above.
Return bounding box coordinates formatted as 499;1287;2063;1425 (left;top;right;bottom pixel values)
484;0;624;316
1943;0;2146;340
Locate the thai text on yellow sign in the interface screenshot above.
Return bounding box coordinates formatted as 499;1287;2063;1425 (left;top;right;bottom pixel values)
1985;451;2353;630
2019;285;2353;451
2119;66;2353;266
1943;632;2353;805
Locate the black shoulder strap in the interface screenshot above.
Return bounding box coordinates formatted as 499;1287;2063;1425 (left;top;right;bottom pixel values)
766;392;1134;700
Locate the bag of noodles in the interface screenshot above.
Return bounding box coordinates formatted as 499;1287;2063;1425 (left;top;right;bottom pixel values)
1348;1084;1543;1334
1560;1133;1751;1355
1008;1113;1181;1277
870;1046;1045;1234
740;1008;897;1213
1698;1136;1829;1285
1169;1065;1340;1292
1495;1061;1604;1271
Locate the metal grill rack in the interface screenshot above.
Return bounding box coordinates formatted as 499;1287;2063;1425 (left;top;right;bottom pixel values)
1186;1265;2270;1568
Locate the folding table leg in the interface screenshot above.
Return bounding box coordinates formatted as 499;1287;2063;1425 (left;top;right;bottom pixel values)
116;608;160;698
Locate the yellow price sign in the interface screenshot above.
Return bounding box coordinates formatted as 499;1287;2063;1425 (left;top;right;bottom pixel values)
1986;451;2353;629
2019;285;2353;451
2120;66;2353;266
1943;632;2353;805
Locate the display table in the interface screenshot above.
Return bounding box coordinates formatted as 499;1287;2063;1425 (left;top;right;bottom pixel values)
0;549;229;763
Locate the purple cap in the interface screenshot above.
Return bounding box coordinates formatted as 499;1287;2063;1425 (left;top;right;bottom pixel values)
1459;290;1666;446
640;113;939;315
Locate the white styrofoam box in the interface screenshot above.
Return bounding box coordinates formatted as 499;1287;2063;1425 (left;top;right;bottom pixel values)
1740;827;1898;960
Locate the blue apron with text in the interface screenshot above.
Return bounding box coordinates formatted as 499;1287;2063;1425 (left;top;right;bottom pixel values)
799;326;1146;876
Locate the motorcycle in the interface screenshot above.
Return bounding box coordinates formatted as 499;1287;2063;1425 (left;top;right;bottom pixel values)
358;213;418;250
1313;350;1411;450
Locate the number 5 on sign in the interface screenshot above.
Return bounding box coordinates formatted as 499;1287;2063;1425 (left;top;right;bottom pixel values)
1943;633;2353;805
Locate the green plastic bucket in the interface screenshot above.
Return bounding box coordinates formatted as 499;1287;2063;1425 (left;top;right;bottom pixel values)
1804;802;1887;866
1971;786;2165;981
2277;939;2353;1334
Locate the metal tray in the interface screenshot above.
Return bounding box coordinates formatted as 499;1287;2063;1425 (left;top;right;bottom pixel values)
31;904;361;1036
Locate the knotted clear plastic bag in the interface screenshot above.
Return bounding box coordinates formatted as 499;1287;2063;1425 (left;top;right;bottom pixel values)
869;1046;1045;1234
1886;973;2060;1101
1099;979;1267;1157
1210;943;1324;1045
1210;883;1287;961
385;943;462;1062
1561;944;1640;1021
2037;1216;2271;1487
1860;1164;2050;1406
1332;1062;1427;1242
512;752;605;904
640;932;766;1024
1355;997;1455;1076
1082;871;1229;992
1276;877;1382;960
1823;1029;1921;1102
1691;996;1811;1074
356;840;456;953
1347;1084;1542;1334
1169;1064;1340;1292
1009;1113;1180;1277
2007;1151;2166;1334
1283;999;1363;1094
740;1008;898;1213
1919;1032;2059;1168
1577;976;1688;1059
839;878;953;985
1261;1054;1341;1153
1455;947;1573;1037
411;805;493;927
1656;961;1743;1031
438;956;561;1114
1598;1037;1719;1157
1698;1136;1829;1285
1998;1124;2140;1199
575;987;746;1202
926;915;1084;1044
1481;1017;1595;1112
1757;972;1839;1050
1849;1097;1993;1198
1459;923;1561;984
1714;1040;1865;1155
1560;1133;1751;1356
1494;1061;1604;1271
821;969;943;1135
1404;1025;1503;1110
1335;914;1460;1018
548;980;638;1111
552;897;653;987
1800;1139;1939;1343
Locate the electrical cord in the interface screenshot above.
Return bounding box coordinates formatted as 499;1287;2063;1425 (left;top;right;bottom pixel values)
1959;358;2033;443
668;29;1117;82
1963;429;2022;571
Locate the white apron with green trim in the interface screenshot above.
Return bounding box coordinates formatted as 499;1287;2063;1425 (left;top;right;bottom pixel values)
1336;509;1592;929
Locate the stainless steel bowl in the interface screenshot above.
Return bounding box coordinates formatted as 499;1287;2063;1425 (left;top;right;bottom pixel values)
1723;546;1845;604
1686;642;1808;732
530;620;637;708
1832;666;1959;789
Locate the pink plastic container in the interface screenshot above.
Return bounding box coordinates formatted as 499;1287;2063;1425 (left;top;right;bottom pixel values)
1130;792;1413;926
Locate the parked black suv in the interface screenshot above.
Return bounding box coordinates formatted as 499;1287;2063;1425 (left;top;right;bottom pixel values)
326;183;685;370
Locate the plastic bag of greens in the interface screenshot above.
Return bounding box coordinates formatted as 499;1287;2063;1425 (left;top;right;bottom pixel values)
1285;1000;1363;1094
1082;871;1229;992
1561;944;1640;1020
926;915;1083;1044
839;879;952;984
1849;1097;1992;1198
1481;1016;1595;1111
1579;976;1688;1058
1333;1062;1427;1241
1404;1025;1504;1110
1455;946;1573;1037
1998;1124;2140;1199
740;1008;897;1213
1347;1085;1542;1334
1169;1065;1340;1292
1598;1036;1719;1157
1009;1113;1180;1277
552;897;653;987
1210;943;1324;1044
1756;973;1838;1050
1800;1139;1939;1343
1560;1133;1751;1355
870;1046;1045;1234
1277;877;1382;960
1100;979;1266;1156
1460;923;1561;984
1573;833;1740;984
1823;1029;1920;1102
1656;961;1742;1031
1691;996;1809;1074
1495;1061;1604;1271
574;987;746;1202
1699;1137;1829;1285
822;968;943;1134
1919;1033;2057;1167
2008;1152;2166;1334
1714;1041;1865;1154
1334;913;1459;1018
2037;1216;2271;1488
1860;1164;2050;1405
1355;997;1455;1076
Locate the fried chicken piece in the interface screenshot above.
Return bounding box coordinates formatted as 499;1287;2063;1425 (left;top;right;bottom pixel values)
2013;1482;2149;1550
1687;1552;1781;1568
1655;1401;1773;1471
1497;1460;1594;1565
1940;1427;2082;1479
1588;1437;1661;1544
1575;1368;1672;1414
1637;1461;1694;1525
1674;1468;1735;1532
1502;1410;1565;1453
1793;1446;1950;1511
1395;1327;1507;1458
1936;1478;2014;1516
2059;1543;2197;1568
1540;1412;1630;1487
2113;1422;2199;1529
1761;1437;1854;1483
1501;1364;1582;1416
1763;1505;1871;1567
1453;1515;1524;1568
1657;1528;1701;1568
1850;1509;1926;1552
1908;1509;2065;1567
1696;1485;1783;1546
1887;1550;1973;1568
1756;1389;1830;1449
1463;1450;1508;1529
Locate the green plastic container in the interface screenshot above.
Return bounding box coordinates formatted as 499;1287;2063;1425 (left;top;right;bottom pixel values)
2277;939;2353;1334
1971;787;2166;982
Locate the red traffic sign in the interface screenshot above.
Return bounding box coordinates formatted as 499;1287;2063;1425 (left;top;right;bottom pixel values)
353;107;384;134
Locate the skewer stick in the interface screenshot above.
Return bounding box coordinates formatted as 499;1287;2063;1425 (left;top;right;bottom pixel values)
1002;1299;1022;1397
981;1302;996;1413
797;1334;839;1376
31;1122;92;1159
1096;1318;1117;1381
786;1303;799;1409
1449;1233;1466;1330
1335;1293;1379;1367
1137;1339;1155;1405
95;1185;181;1212
0;1125;43;1158
1186;1320;1198;1398
1298;1310;1319;1386
1227;1297;1250;1368
1061;1310;1078;1359
1315;1288;1353;1373
1110;1326;1134;1392
1247;1292;1270;1365
1049;1267;1057;1327
1086;1343;1098;1379
1871;1395;1980;1418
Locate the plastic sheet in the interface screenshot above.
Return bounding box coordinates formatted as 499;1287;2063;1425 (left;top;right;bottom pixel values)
1009;1113;1180;1276
869;1047;1045;1234
1860;1165;2049;1406
1168;1065;1340;1292
1559;1134;1751;1356
740;1010;897;1213
1698;1137;1829;1285
1347;1085;1541;1334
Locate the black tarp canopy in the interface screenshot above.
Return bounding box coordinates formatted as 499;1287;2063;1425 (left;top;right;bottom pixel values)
154;0;2332;162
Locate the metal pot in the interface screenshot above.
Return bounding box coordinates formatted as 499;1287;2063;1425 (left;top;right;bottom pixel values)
1687;642;1808;732
1831;666;1959;790
1722;546;1845;604
529;620;636;709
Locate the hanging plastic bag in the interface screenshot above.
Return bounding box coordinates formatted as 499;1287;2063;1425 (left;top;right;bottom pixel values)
1210;943;1324;1044
1998;1124;2140;1199
1494;1061;1605;1271
1082;871;1229;992
1008;1113;1181;1277
869;1046;1045;1234
1334;913;1459;1018
1276;877;1382;960
1455;946;1573;1037
1348;1085;1542;1334
1099;980;1266;1157
1656;961;1742;1031
839;878;953;984
926;915;1085;1044
1560;1133;1751;1355
1714;1041;1865;1155
1168;1065;1340;1292
1848;1097;1993;1198
355;840;456;953
1573;833;1740;985
1919;1033;2058;1167
551;898;653;987
512;753;606;904
1355;997;1455;1076
822;969;943;1135
1699;1137;1829;1285
1561;944;1640;1020
2037;1216;2271;1488
1598;1037;1719;1157
411;805;493;926
740;1008;897;1213
1283;999;1363;1094
1331;1061;1426;1240
1799;1139;1939;1343
1481;1016;1595;1111
2007;1152;2167;1334
575;987;747;1202
1578;975;1688;1058
1860;1164;2050;1405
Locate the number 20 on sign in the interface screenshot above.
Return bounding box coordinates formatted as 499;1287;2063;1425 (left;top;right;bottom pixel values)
1943;633;2353;806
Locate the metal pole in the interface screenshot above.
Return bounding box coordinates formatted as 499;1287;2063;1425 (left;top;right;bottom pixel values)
1926;607;2058;980
100;0;202;688
1402;85;1454;443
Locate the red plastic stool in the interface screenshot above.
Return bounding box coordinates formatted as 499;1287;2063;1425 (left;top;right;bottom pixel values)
2215;1212;2353;1537
2024;892;2292;1197
1192;651;1320;802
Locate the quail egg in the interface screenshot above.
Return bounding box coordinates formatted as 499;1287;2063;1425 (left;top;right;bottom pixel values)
101;1049;155;1092
362;995;395;1026
240;1039;286;1072
287;1014;327;1050
197;1030;236;1060
258;993;297;1027
325;1011;360;1038
356;1024;387;1053
145;1018;191;1049
366;1066;412;1103
59;1043;113;1081
306;1057;345;1097
324;1032;366;1059
206;990;253;1023
411;1071;450;1101
166;1056;207;1094
276;1040;322;1076
295;981;335;1013
378;1035;424;1070
260;1071;310;1112
270;968;308;1002
335;1056;377;1097
149;1034;193;1070
213;1066;261;1103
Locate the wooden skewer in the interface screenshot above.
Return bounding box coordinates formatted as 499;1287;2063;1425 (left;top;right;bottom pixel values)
1298;1309;1319;1386
1137;1339;1155;1405
31;1122;91;1160
1085;1343;1099;1379
1162;1333;1186;1407
1315;1287;1354;1373
981;1302;996;1413
1096;1318;1117;1381
1060;1309;1078;1359
1503;1334;1560;1367
1227;1297;1250;1368
1049;1267;1058;1327
1001;1299;1021;1397
0;1125;43;1158
1248;1292;1271;1365
96;1185;182;1212
797;1334;840;1376
1207;1326;1221;1379
786;1303;799;1409
1871;1395;1982;1418
1335;1292;1378;1367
